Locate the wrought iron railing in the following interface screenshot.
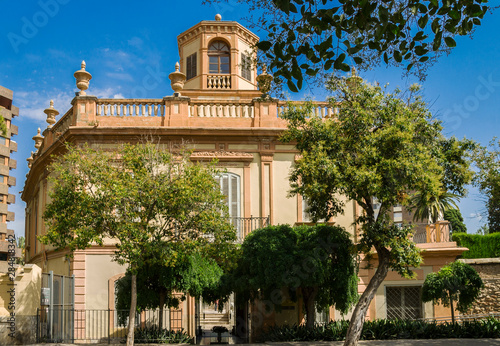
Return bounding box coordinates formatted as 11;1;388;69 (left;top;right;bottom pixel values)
36;308;182;344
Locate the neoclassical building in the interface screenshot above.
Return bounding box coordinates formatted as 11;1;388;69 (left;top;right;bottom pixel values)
22;15;466;343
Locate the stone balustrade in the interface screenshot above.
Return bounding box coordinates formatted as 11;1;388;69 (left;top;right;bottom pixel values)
189;102;254;118
207;75;231;89
277;101;337;118
96;99;165;117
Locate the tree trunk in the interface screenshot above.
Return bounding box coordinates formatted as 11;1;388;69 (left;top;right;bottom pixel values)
127;273;137;346
450;294;455;324
301;287;318;329
344;248;390;346
159;290;166;330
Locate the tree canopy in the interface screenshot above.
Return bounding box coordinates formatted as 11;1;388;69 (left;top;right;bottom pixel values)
444;208;467;233
472;138;500;233
115;252;223;328
204;0;490;90
422;261;483;323
230;224;358;328
280;75;473;345
41;143;236;346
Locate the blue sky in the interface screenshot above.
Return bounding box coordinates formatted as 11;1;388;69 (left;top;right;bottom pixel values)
0;1;499;238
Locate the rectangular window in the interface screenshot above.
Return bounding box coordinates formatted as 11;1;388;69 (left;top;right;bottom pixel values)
386;286;422;320
186;53;197;80
241;54;251;80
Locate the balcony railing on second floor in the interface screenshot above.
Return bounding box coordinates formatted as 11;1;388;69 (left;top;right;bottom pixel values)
232;216;270;242
413;221;452;244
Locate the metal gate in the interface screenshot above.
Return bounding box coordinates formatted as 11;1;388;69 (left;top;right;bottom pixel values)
37;271;75;343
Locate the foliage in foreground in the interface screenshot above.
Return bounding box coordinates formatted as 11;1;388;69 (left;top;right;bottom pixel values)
453;232;500;259
204;0;490;91
259;318;500;342
422;261;484;323
472;138;500;233
229;224;358;328
280;75;473;345
134;327;193;344
41;143;236;346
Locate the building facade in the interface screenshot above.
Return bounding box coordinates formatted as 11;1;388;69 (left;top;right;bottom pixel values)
22;16;467;343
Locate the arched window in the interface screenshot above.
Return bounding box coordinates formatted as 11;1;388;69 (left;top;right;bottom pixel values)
208;41;230;74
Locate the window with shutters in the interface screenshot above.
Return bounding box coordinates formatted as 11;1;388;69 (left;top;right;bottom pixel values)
186;53;197;80
241;53;251;81
386;286;422;320
216;172;241;219
302;197;312;222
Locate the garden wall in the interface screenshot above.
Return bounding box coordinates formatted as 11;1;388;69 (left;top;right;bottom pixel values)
459;258;500;315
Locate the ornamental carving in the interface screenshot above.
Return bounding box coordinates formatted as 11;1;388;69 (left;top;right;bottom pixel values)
191;151;254;162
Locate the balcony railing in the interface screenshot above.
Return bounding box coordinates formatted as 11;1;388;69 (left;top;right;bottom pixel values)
232;216;270;242
413;221;452;244
207;75;231;89
189;101;254;118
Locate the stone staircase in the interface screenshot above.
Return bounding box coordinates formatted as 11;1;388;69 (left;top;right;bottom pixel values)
200;311;231;329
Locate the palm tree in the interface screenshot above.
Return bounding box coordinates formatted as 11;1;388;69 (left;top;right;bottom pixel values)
410;190;460;224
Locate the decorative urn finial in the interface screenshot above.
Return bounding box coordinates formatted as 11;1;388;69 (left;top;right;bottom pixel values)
44;100;59;128
215;14;222;21
27;152;34;168
32;128;44;150
257;64;273;98
74;60;92;96
347;66;362;90
169;62;186;96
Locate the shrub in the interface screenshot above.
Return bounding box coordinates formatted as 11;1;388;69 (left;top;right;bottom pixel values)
134;327;193;344
453;232;500;259
258;318;500;342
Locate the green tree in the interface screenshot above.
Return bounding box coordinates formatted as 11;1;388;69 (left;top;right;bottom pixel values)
204;0;490;90
115;252;223;329
410;190;459;224
41;143;235;346
472;138;500;233
422;261;483;323
444;208;467;233
16;236;25;265
280;76;473;345
230;224;358;328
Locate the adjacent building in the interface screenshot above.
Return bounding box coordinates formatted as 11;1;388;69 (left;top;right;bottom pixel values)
0;86;20;267
21;16;467;343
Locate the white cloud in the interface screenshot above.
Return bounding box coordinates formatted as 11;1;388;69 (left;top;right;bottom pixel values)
14;86;123;123
105;72;134;82
128;37;143;49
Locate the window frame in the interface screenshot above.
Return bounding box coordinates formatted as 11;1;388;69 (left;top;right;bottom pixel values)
208;40;230;74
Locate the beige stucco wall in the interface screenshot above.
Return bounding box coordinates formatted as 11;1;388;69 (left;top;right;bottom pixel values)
85;254;126;310
250;159;261;217
0;264;41;345
273;153;296;225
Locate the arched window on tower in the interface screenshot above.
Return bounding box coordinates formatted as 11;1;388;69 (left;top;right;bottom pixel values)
208;41;230;74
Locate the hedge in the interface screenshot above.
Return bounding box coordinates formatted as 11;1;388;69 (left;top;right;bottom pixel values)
453;232;500;259
259;318;500;341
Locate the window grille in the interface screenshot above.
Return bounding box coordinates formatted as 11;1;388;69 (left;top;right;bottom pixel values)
386;286;422;320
